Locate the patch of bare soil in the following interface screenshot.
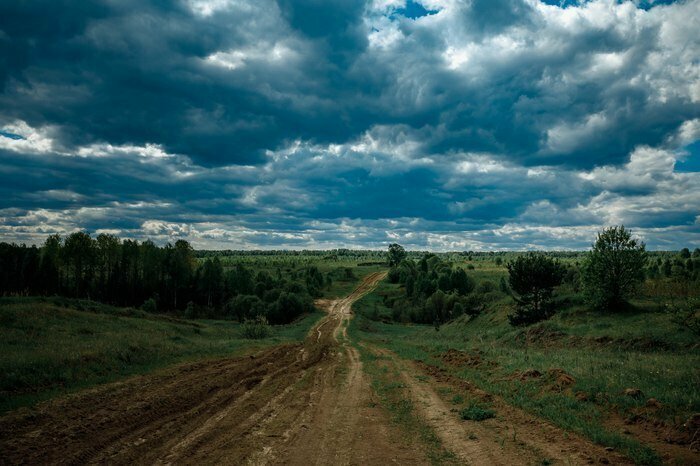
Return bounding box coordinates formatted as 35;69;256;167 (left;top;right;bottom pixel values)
374;348;633;466
0;272;427;465
438;348;492;369
604;407;700;464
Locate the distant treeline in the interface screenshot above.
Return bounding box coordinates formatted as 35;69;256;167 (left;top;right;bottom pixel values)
0;233;349;323
196;249;386;258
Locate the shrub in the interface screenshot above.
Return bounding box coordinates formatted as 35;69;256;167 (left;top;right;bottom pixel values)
476;280;496;294
668;298;700;337
184;301;197;319
462;293;485;317
387;267;401;283
240;315;271;339
451;268;475;295
459;402;496;421
226;294;266;321
499;276;509;294
141;297;157;314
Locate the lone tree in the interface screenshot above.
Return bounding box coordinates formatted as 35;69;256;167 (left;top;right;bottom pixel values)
582;226;647;310
507;253;564;326
387;243;407;267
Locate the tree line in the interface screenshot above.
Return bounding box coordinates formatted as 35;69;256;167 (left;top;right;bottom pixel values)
384;227;698;328
0;232;334;323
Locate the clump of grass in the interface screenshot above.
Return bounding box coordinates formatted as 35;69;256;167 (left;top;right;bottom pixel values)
451;394;464;404
459;402;496;421
240;315;271;339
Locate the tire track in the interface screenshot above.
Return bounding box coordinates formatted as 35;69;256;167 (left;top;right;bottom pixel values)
0;271;428;466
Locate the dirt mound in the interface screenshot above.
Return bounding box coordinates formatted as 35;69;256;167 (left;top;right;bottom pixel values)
438;348;486;367
607;408;700;462
592;336;672;351
646;398;662;409
415;361;474;392
515;368;542;380
547;368;576;390
511;367;575;392
623;388;644;398
515;326;567;346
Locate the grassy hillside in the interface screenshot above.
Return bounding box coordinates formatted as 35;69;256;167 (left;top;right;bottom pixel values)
0;297;322;413
350;278;699;465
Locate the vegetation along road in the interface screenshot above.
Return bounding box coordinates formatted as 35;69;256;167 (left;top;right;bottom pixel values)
4;270;677;465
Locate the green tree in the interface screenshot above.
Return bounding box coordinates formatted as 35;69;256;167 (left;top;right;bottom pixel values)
38;234;62;295
507;253;564;326
387;243;407;267
450;267;475;295
582;226;647;310
62;232;96;298
96;233;120;300
199;257;224;308
169;240;195;308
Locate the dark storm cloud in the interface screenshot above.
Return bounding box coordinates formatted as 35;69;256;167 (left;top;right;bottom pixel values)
0;0;698;249
0;0;694;168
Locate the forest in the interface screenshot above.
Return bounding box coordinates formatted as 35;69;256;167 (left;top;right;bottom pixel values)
0;232;345;323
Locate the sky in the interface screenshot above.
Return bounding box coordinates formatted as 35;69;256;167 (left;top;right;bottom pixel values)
0;0;699;251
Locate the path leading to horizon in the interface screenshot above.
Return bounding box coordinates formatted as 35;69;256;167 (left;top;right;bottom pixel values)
0;272;631;465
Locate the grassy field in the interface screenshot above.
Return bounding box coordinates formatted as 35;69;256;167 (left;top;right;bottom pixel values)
0;253;383;414
0;296;323;413
350;269;699;465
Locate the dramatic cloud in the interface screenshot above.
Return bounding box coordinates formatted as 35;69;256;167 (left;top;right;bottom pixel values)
0;0;698;249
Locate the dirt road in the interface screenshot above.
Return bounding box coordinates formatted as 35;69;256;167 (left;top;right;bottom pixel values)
0;273;648;465
0;272;426;465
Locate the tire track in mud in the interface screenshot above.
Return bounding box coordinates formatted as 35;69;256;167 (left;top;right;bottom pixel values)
0;272;427;465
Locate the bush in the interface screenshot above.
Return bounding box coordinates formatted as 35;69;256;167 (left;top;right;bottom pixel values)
387;267;401;283
240;315;271;339
459;402;495;421
476;280;496;294
184;301;197;319
141;297;157;314
668;298;700;337
268;291;310;324
226;294;266;321
462;293;485;317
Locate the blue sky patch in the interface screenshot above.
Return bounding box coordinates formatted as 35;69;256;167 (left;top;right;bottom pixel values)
394;1;439;19
0;131;24;140
676;141;700;173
